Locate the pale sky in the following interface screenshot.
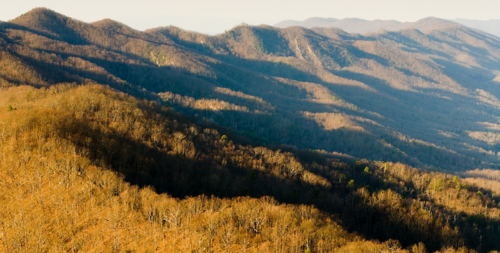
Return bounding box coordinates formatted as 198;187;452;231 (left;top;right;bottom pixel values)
1;0;499;35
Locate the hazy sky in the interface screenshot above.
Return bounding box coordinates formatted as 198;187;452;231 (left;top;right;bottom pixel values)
2;0;499;35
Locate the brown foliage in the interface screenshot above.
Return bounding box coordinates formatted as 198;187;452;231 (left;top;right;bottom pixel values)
2;7;500;173
1;84;500;252
0;84;407;252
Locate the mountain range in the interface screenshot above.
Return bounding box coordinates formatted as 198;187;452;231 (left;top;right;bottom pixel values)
275;17;500;37
2;8;500;252
2;8;500;171
452;19;500;37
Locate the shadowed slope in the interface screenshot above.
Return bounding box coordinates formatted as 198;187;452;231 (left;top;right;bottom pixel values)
2;9;500;172
2;84;500;252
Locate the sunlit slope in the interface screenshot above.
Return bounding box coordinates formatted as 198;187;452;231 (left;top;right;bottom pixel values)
0;84;371;252
1;84;500;252
2;8;500;170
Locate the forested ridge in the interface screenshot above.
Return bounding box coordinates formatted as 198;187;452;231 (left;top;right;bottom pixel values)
2;7;500;252
0;83;500;252
0;84;390;252
2;8;500;172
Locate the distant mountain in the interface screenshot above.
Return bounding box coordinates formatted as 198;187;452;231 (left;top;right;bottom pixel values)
274;17;458;34
275;17;500;38
276;17;339;29
274;19;303;28
2;8;500;173
452;19;500;37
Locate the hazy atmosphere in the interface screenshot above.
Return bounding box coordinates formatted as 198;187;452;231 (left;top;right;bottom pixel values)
2;0;500;34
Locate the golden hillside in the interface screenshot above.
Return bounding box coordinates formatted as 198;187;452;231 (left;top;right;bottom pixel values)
0;84;395;252
0;84;499;252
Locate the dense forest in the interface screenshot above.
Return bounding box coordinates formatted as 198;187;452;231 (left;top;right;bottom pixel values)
2;8;500;252
1;8;500;172
2;83;500;252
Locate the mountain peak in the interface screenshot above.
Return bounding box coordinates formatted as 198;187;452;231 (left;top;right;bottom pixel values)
416;16;443;21
12;7;66;25
410;16;459;31
303;17;339;23
416;17;449;25
274;20;301;28
91;18;137;33
21;7;57;16
9;8;89;45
